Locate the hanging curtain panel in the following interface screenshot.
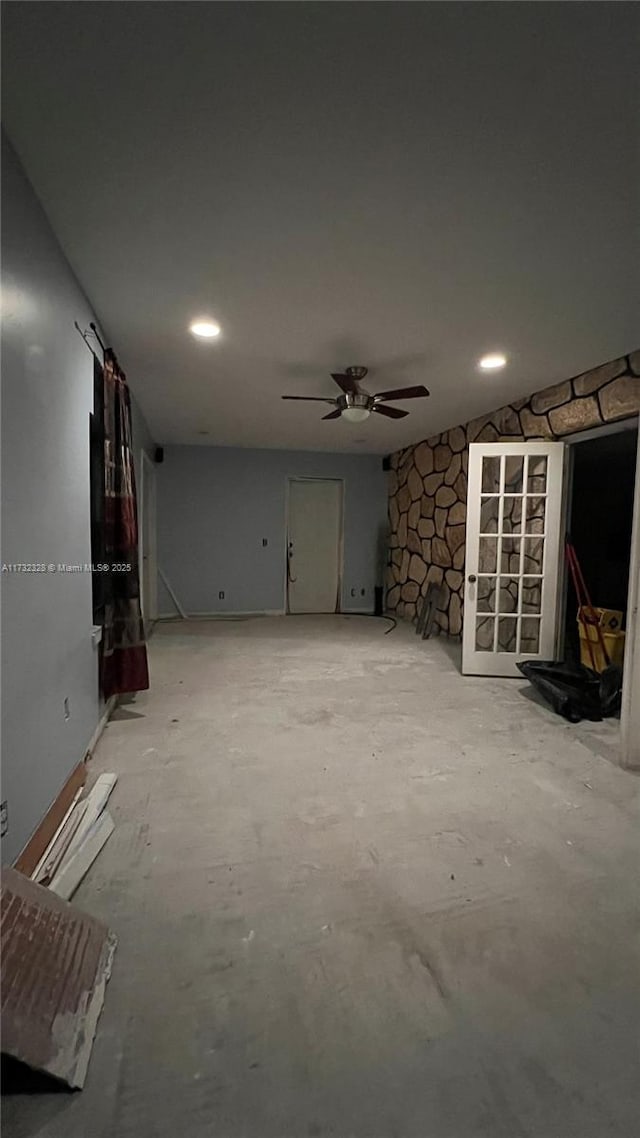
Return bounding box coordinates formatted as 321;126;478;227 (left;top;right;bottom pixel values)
100;350;149;697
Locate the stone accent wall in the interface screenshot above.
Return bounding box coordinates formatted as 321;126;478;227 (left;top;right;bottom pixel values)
386;351;640;636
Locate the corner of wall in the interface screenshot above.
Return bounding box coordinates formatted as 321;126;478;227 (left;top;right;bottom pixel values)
386;351;640;637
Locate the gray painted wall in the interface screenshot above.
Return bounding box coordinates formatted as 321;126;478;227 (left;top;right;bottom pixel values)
1;135;155;863
157;446;387;615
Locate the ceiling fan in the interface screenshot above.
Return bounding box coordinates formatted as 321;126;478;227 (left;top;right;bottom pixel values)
281;366;430;423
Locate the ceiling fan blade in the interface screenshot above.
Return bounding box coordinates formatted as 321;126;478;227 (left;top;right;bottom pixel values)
331;372;359;394
322;409;342;420
372;404;409;419
374;385;430;401
281;395;337;404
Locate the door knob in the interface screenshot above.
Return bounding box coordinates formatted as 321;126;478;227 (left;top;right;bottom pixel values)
468;574;477;584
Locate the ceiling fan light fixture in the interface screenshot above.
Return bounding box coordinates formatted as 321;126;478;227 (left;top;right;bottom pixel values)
341;406;371;423
280;365;430;422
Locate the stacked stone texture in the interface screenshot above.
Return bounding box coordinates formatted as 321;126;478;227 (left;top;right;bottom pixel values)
386;351;640;636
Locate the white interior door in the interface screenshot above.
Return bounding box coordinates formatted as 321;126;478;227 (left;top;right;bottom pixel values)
287;479;343;614
462;442;565;676
139;450;157;629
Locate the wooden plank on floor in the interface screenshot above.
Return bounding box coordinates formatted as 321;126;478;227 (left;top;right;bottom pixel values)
30;786;84;881
1;867;117;1089
14;761;87;877
33;798;88;885
61;773;117;864
49;811;115;901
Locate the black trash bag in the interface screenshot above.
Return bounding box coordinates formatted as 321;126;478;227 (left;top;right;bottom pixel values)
598;663;624;717
517;660;622;723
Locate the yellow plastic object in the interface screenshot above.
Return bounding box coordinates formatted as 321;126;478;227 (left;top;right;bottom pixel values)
589;607;623;632
577;607;625;673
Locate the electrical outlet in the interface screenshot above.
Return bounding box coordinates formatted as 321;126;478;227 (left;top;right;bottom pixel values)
64;697;71;721
1;800;8;837
262;538;268;547
219;590;225;600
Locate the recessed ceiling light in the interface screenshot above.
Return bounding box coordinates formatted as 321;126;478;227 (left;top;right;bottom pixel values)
190;319;221;339
479;352;507;371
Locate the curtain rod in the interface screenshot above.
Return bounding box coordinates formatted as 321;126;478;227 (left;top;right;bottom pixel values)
89;321;107;353
74;320;113;363
74;320;101;362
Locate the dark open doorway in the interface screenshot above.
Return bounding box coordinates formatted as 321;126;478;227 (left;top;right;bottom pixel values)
563;425;638;665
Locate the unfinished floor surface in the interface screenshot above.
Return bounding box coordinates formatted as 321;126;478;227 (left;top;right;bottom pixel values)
5;616;639;1138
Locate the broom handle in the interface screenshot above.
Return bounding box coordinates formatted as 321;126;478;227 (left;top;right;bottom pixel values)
565;543;597;670
566;540;611;668
570;545;611;665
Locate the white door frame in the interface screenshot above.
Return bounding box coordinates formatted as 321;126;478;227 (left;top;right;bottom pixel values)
620;427;640;769
556;418;639;769
284;476;344;614
139;449;158;626
555;417;639;660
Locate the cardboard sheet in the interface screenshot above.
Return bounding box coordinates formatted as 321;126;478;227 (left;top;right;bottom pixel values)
1;867;117;1088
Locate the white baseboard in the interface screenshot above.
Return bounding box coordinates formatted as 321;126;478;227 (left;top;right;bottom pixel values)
192;609;287;618
157;609;286;620
157;608;376;620
85;695;117;760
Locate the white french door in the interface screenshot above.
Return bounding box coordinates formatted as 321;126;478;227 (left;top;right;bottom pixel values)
462;442;565;676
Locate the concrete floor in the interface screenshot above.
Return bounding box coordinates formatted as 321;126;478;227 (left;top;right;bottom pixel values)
5;616;639;1137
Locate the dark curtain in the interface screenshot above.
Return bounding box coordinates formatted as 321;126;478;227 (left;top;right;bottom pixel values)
100;348;149;697
90;357;106;622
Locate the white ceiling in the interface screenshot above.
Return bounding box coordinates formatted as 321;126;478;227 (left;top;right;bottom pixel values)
3;3;638;453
